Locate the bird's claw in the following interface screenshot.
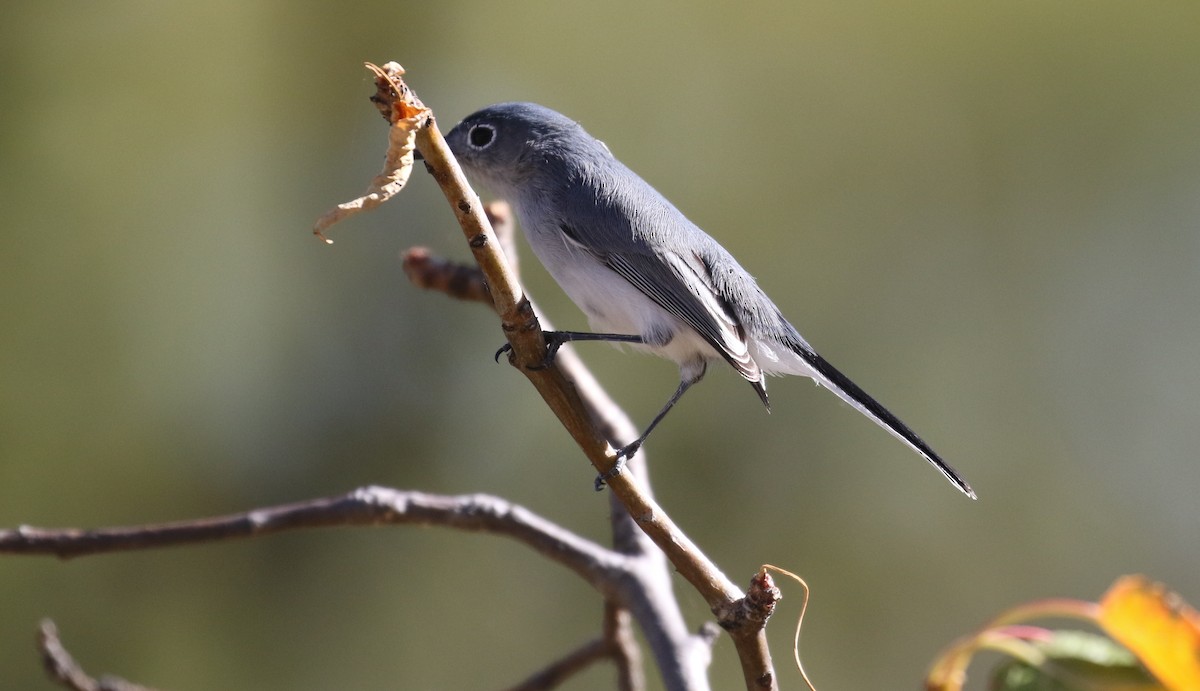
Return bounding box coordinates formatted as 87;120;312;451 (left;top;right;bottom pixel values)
593;442;639;491
493;331;565;370
594;462;622;491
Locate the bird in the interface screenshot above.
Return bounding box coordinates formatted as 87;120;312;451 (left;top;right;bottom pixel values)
443;102;974;498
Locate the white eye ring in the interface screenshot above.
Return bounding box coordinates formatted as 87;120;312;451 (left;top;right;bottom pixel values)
467;123;496;149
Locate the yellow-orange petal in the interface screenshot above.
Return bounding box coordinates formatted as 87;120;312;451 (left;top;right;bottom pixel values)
1098;574;1200;691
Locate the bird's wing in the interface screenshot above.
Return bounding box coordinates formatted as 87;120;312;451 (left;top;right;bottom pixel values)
558;222;761;383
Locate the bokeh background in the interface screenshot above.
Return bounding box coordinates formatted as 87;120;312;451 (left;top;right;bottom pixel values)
2;2;1198;689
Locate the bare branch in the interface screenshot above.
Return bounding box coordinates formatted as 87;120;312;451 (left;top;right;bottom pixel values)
501;637;610;691
500;604;646;691
605;603;646;691
485;200;519;275
7;489;691;689
400;201;516;307
39;620;156;691
402;246;492;304
0;488;623;586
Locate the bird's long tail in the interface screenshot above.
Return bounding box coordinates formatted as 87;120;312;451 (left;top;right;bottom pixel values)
766;330;975;498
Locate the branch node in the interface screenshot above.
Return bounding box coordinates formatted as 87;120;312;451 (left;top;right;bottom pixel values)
715;570;781;632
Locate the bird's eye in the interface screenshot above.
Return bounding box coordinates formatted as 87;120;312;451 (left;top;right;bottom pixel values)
468;124;495;149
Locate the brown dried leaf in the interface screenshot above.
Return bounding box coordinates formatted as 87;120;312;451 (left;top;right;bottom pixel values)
313;62;430;244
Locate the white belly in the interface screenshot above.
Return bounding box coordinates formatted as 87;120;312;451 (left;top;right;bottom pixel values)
521;218;722;369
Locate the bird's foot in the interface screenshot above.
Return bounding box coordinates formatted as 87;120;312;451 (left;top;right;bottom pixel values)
494;331;569;370
593;441;641;491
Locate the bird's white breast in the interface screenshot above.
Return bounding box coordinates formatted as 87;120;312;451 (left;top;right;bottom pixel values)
517;210;721;369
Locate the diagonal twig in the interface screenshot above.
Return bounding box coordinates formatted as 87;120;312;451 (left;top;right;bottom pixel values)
498;604;645;691
501;636;611;691
38;619;157;691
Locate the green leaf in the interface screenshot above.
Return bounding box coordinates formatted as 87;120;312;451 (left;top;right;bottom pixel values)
989;630;1164;691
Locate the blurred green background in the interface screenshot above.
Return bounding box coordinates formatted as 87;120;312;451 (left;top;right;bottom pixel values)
2;2;1198;689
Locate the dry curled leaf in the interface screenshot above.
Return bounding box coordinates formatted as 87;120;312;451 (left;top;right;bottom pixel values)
313;62;430;243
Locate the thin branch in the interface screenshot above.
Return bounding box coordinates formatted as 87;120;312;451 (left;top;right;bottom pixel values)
402;246;492;304
501;637;610;691
401;201;515;306
499;603;645;691
39;620;156;691
606;602;646;691
0;488;624;587
484;200;520;276
7;488;681;689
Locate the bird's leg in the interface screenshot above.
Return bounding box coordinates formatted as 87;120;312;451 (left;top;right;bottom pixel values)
495;330;644;369
595;365;706;490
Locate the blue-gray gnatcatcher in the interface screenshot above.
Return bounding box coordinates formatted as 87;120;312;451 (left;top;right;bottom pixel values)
443;102;974;498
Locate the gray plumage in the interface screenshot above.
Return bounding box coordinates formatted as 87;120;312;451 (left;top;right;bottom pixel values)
445;102;974;498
